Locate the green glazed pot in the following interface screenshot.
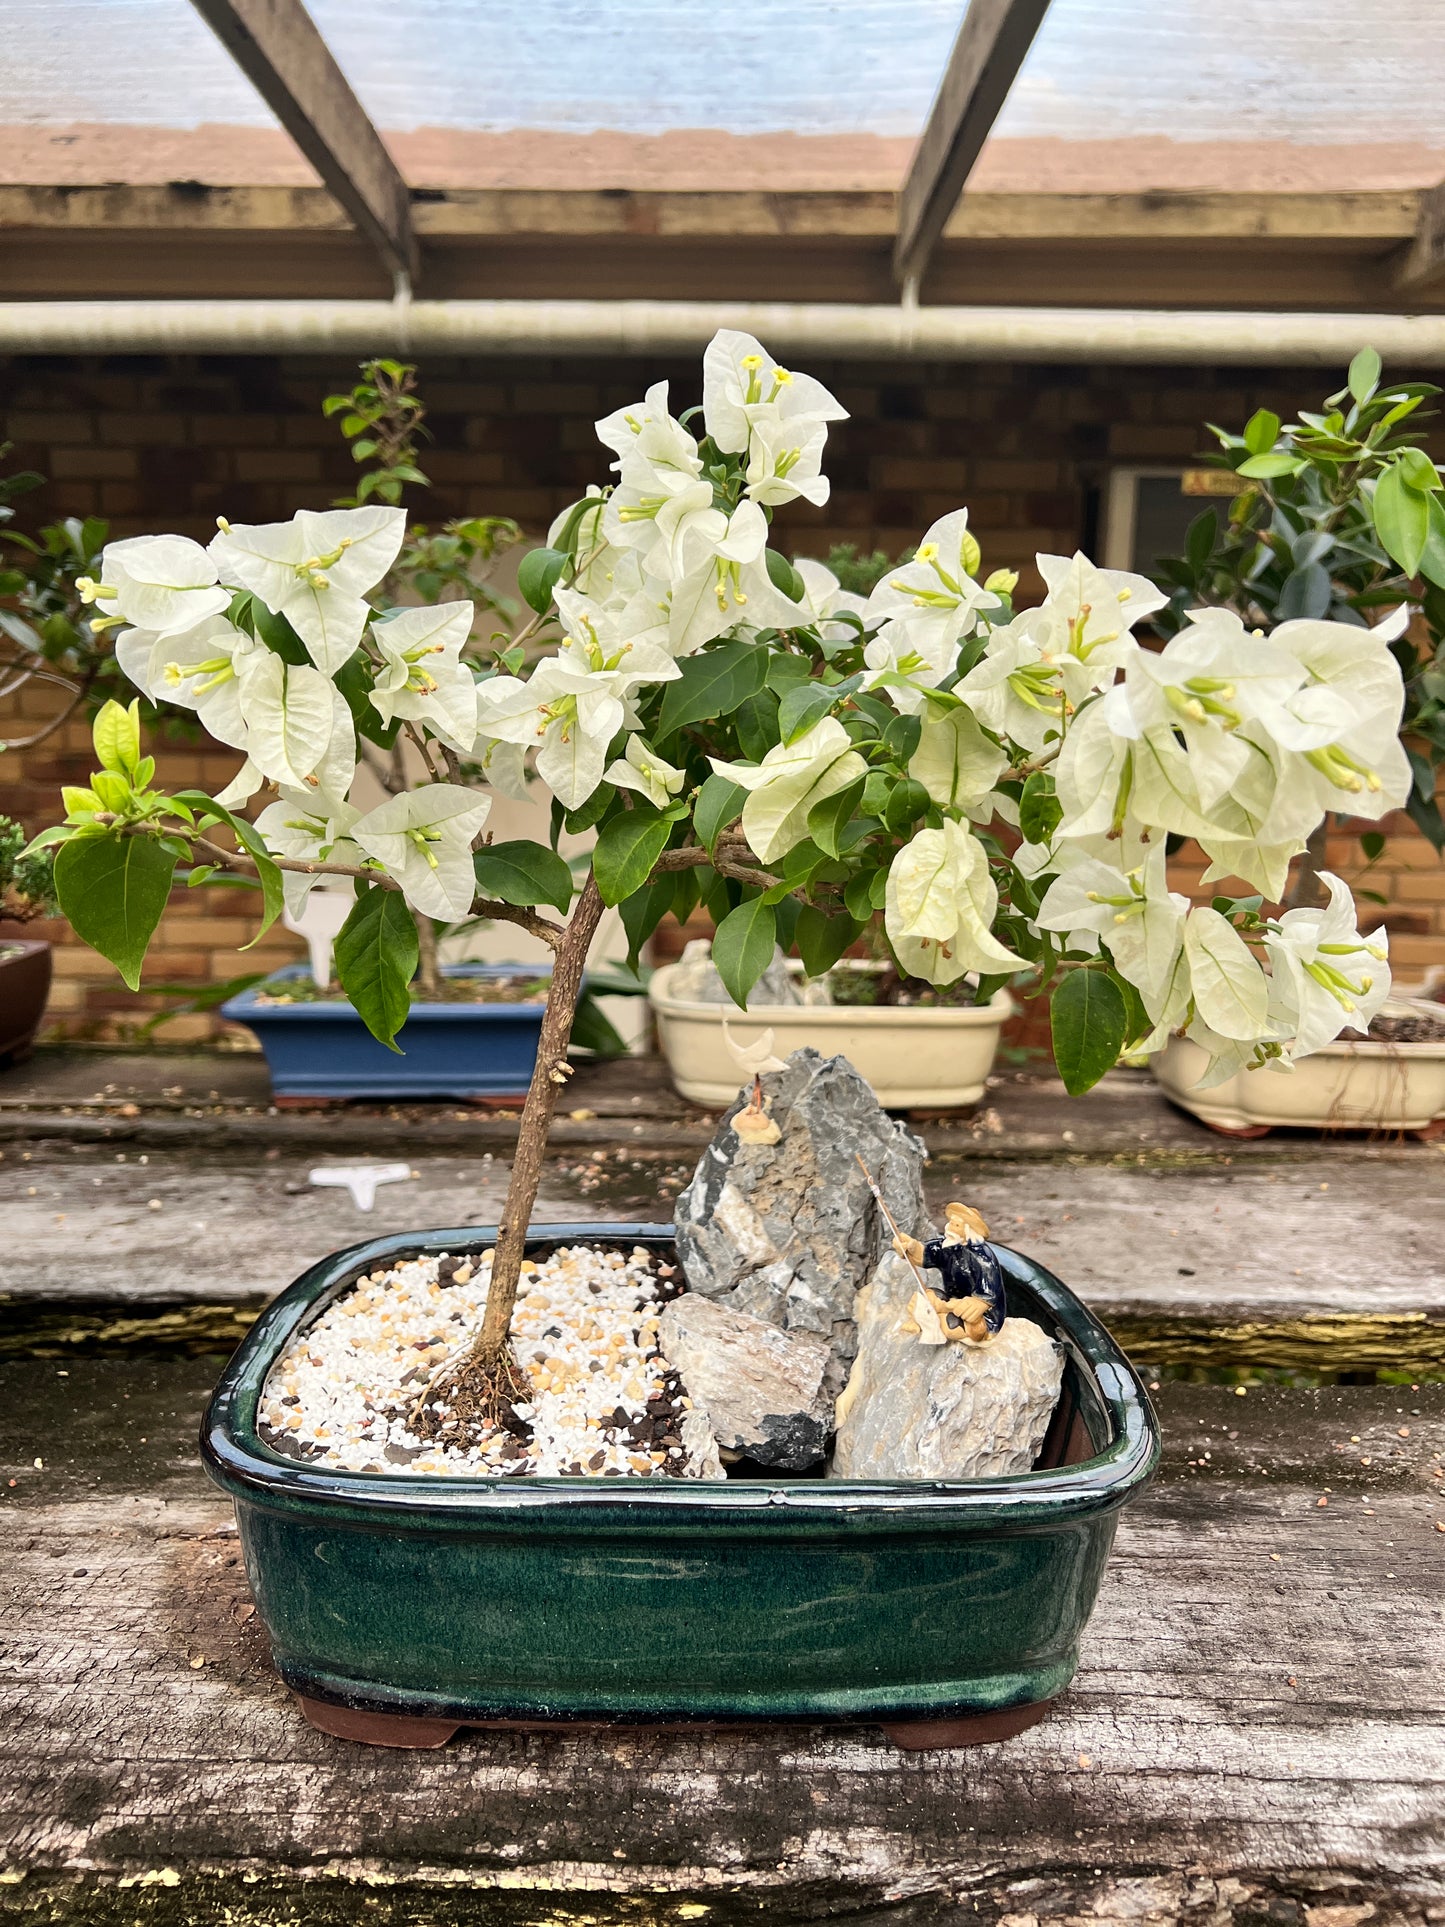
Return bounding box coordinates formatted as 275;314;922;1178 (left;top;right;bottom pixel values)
202;1223;1158;1746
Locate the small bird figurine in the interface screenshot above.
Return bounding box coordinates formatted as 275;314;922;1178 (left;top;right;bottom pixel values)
894;1201;1006;1344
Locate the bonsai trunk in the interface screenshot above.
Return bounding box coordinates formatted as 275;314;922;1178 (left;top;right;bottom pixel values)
440;873;605;1425
1288;818;1331;909
415;910;441;998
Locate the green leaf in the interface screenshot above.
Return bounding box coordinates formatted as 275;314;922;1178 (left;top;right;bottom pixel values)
53;831;177;992
1049;969;1128;1097
1373;463;1431;576
711;896;778;1009
593;805;672;907
733;687;780;761
569;989;629;1058
562;783;616;836
1243;408;1281;456
517;546;568;616
250;601;311;665
764;549;806;604
776;680;839;745
881;713;923;765
334;650;400;750
333;887;418;1052
694;772;748;854
1418;494;1445;590
844;869;878;924
618;874;676;968
794;904;859;980
765;653;812;694
1275;562;1332;621
1348;346;1382;405
473;840;574;915
92;699;143;779
656;640;768;738
1019;770;1064;845
883;776;930;833
806;774;866;858
1236;453;1303;480
1360;830;1386;861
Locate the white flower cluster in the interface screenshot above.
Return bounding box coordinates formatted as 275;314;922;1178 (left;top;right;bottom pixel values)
88;329;1406;1084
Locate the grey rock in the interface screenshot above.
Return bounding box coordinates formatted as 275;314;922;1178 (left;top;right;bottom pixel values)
673;1048;930;1391
657;1293;833;1470
830;1252;1063;1480
668;940;803;1007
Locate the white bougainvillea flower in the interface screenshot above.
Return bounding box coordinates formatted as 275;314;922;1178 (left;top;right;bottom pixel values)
791;558;868;645
369;601;478;751
1034;550;1165;672
865;510;1000;649
351;783;491;922
955;614;1067;754
1250;613;1412;820
702;329;846;457
605;734;686;810
1035;844;1188;1016
1263;870;1390;1056
595;381;701;491
80;535;230;639
908;707;1008;814
234;651;356;797
475;629;678;811
884;818;1016;986
116;613;258;753
709;716;867;865
253;787;365;917
210;505;404;674
661;511;793;657
1182;904;1270;1041
861;610;969;714
745;413;830;508
1179;1012;1293;1090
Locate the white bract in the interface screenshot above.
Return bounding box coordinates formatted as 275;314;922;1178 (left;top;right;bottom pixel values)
210;506;404;674
884;819;1016;986
710;717;867;866
351;785;492;923
80;535;230;638
369;602;478;751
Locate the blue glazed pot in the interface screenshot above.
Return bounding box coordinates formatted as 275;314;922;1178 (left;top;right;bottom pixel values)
202;1223;1159;1746
220;963;552;1100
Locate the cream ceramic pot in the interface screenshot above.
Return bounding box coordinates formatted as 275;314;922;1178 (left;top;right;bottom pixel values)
1153;1028;1445;1135
648;964;1013;1109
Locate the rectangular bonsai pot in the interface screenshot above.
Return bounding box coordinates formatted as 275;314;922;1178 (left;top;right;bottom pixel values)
0;938;53;1065
202;1223;1158;1735
220;962;551;1100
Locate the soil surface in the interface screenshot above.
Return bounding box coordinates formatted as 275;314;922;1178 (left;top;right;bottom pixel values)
253;974;551;1007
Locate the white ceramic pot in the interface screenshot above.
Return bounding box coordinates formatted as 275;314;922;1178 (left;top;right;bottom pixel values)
1153;1029;1445;1136
647;964;1013;1109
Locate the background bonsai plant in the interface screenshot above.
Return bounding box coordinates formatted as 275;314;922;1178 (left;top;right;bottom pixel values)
26;330;1409;1428
1153;347;1445;902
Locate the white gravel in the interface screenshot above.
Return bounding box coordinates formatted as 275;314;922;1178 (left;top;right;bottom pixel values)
261;1243;723;1479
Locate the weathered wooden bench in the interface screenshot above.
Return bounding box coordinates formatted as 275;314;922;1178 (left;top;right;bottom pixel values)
1;1067;1442;1923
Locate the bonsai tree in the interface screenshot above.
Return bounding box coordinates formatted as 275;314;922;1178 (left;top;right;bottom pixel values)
0;813;55;923
1153;347;1445;898
26;330;1407;1426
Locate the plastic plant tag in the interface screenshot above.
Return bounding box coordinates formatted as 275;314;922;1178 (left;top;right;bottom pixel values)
283;887;356;988
308;1162;412;1210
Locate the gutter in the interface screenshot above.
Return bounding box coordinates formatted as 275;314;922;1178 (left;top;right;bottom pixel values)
2;299;1445;363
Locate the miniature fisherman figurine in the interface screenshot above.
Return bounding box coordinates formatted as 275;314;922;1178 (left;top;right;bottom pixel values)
893;1202;1007;1344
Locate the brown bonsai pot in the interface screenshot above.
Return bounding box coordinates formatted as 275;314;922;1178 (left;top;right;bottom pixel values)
0;938;53;1065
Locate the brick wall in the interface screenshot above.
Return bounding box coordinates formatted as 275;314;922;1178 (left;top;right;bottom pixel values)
3;350;1441;1044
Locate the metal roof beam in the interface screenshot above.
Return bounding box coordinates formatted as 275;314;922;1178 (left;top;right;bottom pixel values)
189;0;417;289
894;0;1053;297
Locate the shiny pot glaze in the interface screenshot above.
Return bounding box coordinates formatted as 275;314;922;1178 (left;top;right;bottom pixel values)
202;1223;1158;1729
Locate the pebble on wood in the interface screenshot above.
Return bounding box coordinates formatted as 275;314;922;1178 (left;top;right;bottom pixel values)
259;1245;721;1480
657;1292;834;1470
673;1048;930;1393
831;1252;1064;1480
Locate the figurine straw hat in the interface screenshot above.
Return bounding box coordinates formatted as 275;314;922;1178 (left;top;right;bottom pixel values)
944;1202;989;1242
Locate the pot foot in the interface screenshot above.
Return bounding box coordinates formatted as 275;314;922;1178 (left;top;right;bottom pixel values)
1199;1120;1272;1139
881;1699;1052;1750
295;1694;459;1748
1413;1117;1445;1142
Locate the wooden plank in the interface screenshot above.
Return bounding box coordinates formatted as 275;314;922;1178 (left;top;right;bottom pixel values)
0;184;1418;244
894;0;1054;292
1;1377;1441;1920
1396;176;1445;293
187;0;417;286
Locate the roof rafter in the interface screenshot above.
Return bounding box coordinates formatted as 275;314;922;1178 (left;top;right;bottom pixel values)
189;0;418;289
894;0;1053;296
1395;176;1445;294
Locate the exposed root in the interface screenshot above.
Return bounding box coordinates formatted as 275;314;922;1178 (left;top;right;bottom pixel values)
408;1342;532;1446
